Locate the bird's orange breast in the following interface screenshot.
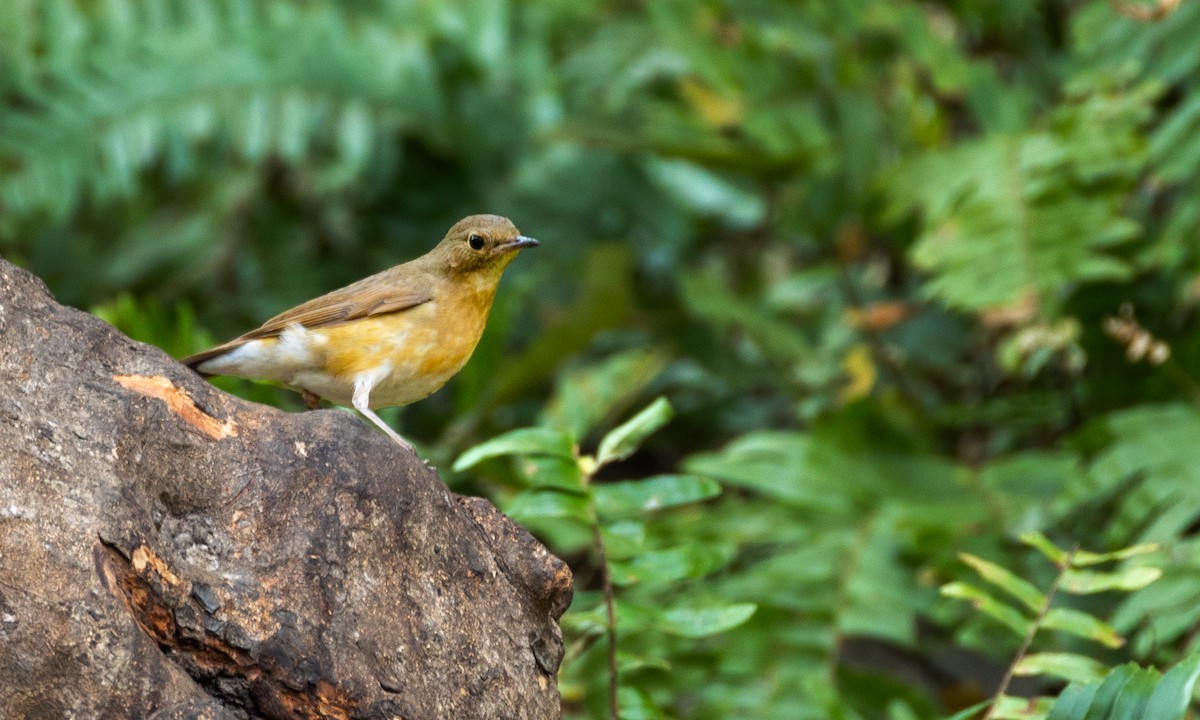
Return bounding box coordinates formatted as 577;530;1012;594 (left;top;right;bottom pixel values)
308;282;497;405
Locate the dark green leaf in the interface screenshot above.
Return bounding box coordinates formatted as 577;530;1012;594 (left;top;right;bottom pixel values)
1144;652;1200;719
1061;567;1163;595
659;603;757;638
1045;655;1200;720
959;552;1046;613
518;455;586;492
593;474;720;516
1013;652;1108;684
600;521;646;561
504;490;591;525
988;694;1055;719
609;542;736;586
618;686;668;720
1041;609;1123;648
941;582;1030;637
1069;544;1160;567
1045;682;1100;720
596;397;675;467
542;348;669;438
617;651;671;674
1020;532;1068;565
453;427;576;472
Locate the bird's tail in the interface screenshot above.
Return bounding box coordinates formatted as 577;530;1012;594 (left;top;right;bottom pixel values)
179;346;227;377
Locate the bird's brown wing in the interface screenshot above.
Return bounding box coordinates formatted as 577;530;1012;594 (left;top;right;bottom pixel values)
243;283;433;340
181;282;433;370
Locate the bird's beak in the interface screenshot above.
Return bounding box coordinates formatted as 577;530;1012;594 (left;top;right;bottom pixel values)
501;235;540;251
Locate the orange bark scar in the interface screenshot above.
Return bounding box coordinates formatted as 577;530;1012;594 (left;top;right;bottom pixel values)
131;545;183;587
113;374;238;440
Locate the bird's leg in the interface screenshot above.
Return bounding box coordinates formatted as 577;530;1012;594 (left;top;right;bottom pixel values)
352;377;415;453
301;389;322;410
360;407;415;454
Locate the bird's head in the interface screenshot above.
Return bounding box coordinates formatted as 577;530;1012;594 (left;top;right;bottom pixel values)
432;214;539;279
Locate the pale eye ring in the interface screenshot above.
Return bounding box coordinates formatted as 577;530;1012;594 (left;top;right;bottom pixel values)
468;234;485;251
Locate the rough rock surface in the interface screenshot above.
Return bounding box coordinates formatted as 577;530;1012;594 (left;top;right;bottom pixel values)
0;259;572;720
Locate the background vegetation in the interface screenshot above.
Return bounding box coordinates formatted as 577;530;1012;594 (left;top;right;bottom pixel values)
5;0;1200;717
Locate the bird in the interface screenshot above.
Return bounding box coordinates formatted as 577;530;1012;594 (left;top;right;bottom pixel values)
181;214;538;452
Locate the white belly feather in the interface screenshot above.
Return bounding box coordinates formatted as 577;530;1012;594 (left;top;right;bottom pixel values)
195;324;327;381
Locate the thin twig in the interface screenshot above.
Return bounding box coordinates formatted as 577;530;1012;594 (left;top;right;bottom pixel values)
592;523;620;720
983;546;1078;720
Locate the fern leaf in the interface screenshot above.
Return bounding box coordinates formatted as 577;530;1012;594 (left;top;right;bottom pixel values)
1046;653;1200;720
893;88;1148;314
0;0;444;224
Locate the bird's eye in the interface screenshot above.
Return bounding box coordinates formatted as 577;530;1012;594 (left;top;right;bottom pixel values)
468;234;486;251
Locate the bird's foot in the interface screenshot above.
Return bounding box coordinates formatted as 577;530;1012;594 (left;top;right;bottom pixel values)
301;390;322;410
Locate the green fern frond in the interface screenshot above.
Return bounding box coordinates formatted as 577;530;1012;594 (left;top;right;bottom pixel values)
891;87;1150;314
1046;653;1200;720
1080;404;1200;545
680;430;967;716
0;0;445;225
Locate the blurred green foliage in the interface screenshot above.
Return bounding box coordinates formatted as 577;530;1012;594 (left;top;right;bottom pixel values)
5;0;1200;717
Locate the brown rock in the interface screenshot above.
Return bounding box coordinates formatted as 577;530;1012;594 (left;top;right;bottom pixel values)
0;259;571;719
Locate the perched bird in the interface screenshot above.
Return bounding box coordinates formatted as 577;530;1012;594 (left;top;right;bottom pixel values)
182;214;538;451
